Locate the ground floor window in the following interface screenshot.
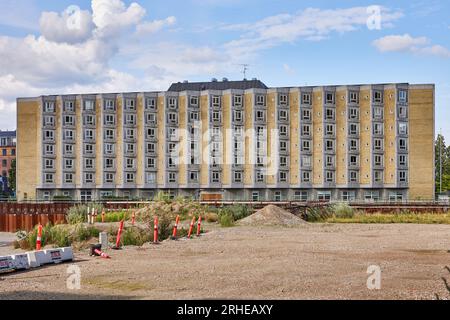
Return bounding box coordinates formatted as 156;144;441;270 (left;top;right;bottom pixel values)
341;191;356;202
81;190;92;202
274;191;282;202
293;191;308;202
43;191;51;201
364;191;380;202
389;192;404;202
317;191;331;202
252;191;260;202
100;190;113;198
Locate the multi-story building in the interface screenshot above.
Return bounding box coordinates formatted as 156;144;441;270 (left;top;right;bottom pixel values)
16;79;435;202
0;130;17;194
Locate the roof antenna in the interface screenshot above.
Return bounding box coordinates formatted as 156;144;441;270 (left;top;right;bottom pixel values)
238;64;250;80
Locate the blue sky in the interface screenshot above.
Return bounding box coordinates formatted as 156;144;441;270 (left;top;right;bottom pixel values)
0;0;449;139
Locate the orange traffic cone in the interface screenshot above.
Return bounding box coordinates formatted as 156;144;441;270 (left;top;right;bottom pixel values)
131;211;136;225
36;224;43;250
196;216;202;237
94;248;110;259
101;210;105;223
153;216;159;243
187;216;196;238
113;220;124;250
171;215;180;240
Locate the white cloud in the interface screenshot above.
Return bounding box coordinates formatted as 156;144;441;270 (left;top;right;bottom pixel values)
373;34;450;58
283;64;295;75
92;0;146;37
223;6;403;56
40;9;94;44
136;16;176;35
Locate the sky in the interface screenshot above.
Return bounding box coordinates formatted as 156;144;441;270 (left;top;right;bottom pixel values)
0;0;449;139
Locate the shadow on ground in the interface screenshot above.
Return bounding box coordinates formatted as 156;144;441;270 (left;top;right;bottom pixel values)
0;291;139;300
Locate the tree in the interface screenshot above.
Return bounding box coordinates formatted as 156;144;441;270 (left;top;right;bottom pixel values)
435;134;450;193
8;158;16;194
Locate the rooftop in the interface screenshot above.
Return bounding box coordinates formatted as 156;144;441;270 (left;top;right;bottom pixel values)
0;130;16;138
168;79;268;92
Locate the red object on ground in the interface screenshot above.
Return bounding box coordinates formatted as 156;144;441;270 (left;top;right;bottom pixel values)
36;224;43;250
115;220;124;248
132;211;136;225
196;216;202;237
172;215;180;239
101;210;105;223
153;216;159;243
94;249;110;259
187;216;196;238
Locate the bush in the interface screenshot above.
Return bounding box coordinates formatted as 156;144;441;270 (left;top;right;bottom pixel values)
121;226;151;246
332;203;355;219
66;204;104;224
205;212;219;223
304;206;334;222
96;210;130;223
218;213;235;227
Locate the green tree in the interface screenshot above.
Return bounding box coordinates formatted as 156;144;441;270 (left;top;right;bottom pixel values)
435;134;450;193
8;158;16;193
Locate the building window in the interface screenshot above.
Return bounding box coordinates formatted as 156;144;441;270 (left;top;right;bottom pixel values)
189;96;198;106
280;156;287;167
256;95;265;106
146;98;156;109
146;172;156;184
256;170;265;183
125;158;135;169
294;191;308;202
373;90;383;103
233;95;242;106
325;171;334;183
44;130;55;141
64;101;75;112
233;110;242;122
399;154;407;167
364;191;380;201
44;102;55;113
342;191;356;201
349;108;359;120
11;149;15;156
104;143;115;155
302;93;311;105
374;154;383;167
302;140;311;152
84;172;94;184
83;115;94;126
374;139;383;151
274;191;282;202
349;123;359;135
125;114;136;126
211;171;220;183
325;124;335;136
374;170;383;183
349;171;359;183
104;173;114;183
64;173;73;184
211;96;220;107
45;173;54;184
325;92;335;104
373;106;383;120
233;171;242;183
302;171;311;183
398;106;408;118
84;129;94;141
252;191;260;202
398;90;408;103
84;100;95;111
104;158;115;169
301;156;311;168
64;159;73;170
168;97;177;109
278;110;289;121
349;91;359;104
80;191;92;202
1;149;6;156
104;129;115;140
279;171;288;182
325;108;335;121
44;116;55;127
63;130;74;141
146;128;156;139
2;159;7;167
349;139;359;152
189;171;198;183
280;140;288;152
398;123;408;135
104;100;115;111
399;138;408;151
399;171;408;183
279;94;288;105
318;191;331;201
302;125;311;137
211;110;221;122
125;128;135;140
64;144;73;155
373;123;383;135
302;109;311;121
126;172;135;183
125;143;135;154
349;155;359;166
279;125;288;137
146;113;156;124
146;143;156;154
104;114;115;126
255;110;266;122
125;99;136;110
168;172;177;183
325;140;335;152
190;111;199;122
84;144;94;155
167;112;178;124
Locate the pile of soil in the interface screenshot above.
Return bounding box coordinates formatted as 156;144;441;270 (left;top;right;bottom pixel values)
238;205;307;226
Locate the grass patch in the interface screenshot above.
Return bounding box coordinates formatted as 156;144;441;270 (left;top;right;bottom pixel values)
324;213;450;224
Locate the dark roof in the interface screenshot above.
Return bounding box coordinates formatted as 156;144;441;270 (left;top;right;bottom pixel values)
168;79;268;92
0;130;16;137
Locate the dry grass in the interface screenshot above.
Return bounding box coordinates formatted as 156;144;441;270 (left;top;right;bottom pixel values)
325;212;450;224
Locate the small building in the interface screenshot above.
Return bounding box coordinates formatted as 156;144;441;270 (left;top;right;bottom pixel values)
0;130;16;195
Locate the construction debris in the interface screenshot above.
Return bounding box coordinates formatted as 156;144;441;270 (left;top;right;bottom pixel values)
238;205;307;227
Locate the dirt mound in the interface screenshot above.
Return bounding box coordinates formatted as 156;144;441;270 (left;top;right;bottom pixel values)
238;205;307;226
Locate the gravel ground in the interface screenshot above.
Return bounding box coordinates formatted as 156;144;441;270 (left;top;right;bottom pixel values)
1;223;450;300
